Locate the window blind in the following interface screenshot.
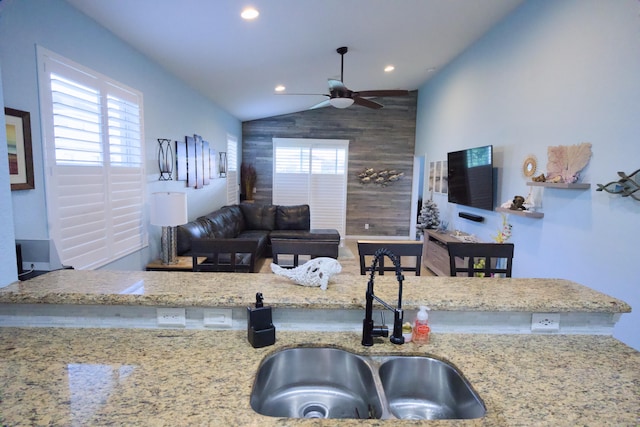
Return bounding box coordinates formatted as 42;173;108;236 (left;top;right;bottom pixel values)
37;47;146;270
226;134;239;205
272;138;348;237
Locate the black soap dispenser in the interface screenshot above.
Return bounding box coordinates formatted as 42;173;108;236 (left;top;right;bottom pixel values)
247;292;276;348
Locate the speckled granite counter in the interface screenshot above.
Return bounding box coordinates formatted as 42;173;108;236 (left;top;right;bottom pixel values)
0;271;637;424
0;328;638;426
0;270;631;314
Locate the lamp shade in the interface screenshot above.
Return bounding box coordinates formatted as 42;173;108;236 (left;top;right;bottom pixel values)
150;192;188;226
329;97;354;109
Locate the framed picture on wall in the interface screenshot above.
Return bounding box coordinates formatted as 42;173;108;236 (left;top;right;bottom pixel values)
209;148;218;179
428;161;435;193
186;135;196;188
5;108;34;190
435;161;443;193
176;139;187;181
194;134;204;188
440;160;448;194
202;139;210;186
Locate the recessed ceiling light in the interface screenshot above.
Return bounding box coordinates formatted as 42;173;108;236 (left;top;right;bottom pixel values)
241;7;259;20
275;85;286;92
384;65;395;73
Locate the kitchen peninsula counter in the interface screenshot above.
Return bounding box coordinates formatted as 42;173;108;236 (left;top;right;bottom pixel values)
0;328;638;426
0;270;636;425
0;270;631;314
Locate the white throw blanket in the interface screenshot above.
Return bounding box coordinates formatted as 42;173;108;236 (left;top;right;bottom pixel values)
270;258;342;290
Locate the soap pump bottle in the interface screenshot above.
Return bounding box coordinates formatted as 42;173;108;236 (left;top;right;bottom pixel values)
247;292;276;348
412;306;431;344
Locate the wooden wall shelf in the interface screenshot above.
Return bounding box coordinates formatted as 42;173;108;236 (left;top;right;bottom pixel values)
527;182;591;189
495;207;544;218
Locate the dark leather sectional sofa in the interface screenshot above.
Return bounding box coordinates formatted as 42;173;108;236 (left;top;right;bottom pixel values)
176;203;340;272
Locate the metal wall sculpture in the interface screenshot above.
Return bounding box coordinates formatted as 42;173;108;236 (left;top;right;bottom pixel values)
358;167;404;186
596;169;640;201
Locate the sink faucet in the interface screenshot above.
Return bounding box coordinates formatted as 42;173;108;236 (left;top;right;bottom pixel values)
362;248;405;346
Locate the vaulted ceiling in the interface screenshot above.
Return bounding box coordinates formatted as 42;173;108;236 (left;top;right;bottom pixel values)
65;0;524;121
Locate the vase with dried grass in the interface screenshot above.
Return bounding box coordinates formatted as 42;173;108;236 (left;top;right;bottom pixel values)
241;162;257;201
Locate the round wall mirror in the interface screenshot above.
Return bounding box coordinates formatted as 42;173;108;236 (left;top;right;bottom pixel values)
522;156;537;178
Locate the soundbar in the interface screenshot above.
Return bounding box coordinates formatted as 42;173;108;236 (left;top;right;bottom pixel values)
459;212;484;222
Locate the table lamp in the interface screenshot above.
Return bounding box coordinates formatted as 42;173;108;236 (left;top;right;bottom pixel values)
150;192;188;265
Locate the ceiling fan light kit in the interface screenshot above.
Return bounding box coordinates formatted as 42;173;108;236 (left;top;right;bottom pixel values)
329;97;354;108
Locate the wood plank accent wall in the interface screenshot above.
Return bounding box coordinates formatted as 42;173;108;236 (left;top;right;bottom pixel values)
242;92;418;237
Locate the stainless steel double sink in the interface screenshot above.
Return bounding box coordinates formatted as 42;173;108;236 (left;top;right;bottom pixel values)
250;347;486;420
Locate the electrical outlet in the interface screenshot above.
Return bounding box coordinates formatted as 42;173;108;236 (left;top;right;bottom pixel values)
531;313;560;332
203;309;233;328
365;223;369;230
157;308;186;327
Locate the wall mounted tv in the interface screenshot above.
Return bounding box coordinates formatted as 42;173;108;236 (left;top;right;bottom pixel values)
447;145;494;211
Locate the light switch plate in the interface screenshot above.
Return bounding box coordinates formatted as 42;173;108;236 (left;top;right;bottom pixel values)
203;308;233;328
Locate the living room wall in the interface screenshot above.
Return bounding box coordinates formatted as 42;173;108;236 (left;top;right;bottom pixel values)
415;0;640;350
242;92;418;237
0;0;241;280
0;64;18;283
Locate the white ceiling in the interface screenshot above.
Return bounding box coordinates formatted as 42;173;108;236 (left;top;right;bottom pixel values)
65;0;523;122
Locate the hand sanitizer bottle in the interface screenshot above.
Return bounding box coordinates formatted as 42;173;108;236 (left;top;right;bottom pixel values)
413;306;431;344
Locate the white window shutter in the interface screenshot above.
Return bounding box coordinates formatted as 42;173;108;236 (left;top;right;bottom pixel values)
38;47;146;270
226;134;239;205
272;138;348;237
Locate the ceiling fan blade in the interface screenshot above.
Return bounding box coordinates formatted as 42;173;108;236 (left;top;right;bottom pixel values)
353;96;383;109
275;92;328;96
309;99;332;110
355;89;409;97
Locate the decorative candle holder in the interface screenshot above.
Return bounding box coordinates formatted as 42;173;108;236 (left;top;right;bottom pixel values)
157;138;174;180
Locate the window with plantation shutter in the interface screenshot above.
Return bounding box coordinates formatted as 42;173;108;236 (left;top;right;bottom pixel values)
37;47;146;270
272;138;348;238
226;134;239;205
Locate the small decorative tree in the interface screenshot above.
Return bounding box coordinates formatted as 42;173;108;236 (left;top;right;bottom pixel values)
417;199;440;236
241;162;257;200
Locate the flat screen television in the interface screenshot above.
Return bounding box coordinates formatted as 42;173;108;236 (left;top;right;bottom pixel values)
447;145;494;211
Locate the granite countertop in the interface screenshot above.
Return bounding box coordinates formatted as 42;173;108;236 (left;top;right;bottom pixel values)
0;328;638;426
0;270;631;314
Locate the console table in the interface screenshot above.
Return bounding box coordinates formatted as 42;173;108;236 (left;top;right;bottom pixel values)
422;230;471;276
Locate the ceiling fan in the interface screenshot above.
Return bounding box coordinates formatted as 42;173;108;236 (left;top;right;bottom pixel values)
285;46;409;110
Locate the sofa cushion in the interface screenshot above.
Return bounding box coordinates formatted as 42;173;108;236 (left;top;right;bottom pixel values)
240;203;276;231
237;230;270;253
269;228;340;242
202;205;246;238
276;205;310;230
176;218;212;255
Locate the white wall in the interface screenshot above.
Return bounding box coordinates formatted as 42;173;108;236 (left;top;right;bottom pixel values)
0;64;18;285
415;0;640;350
0;0;241;276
